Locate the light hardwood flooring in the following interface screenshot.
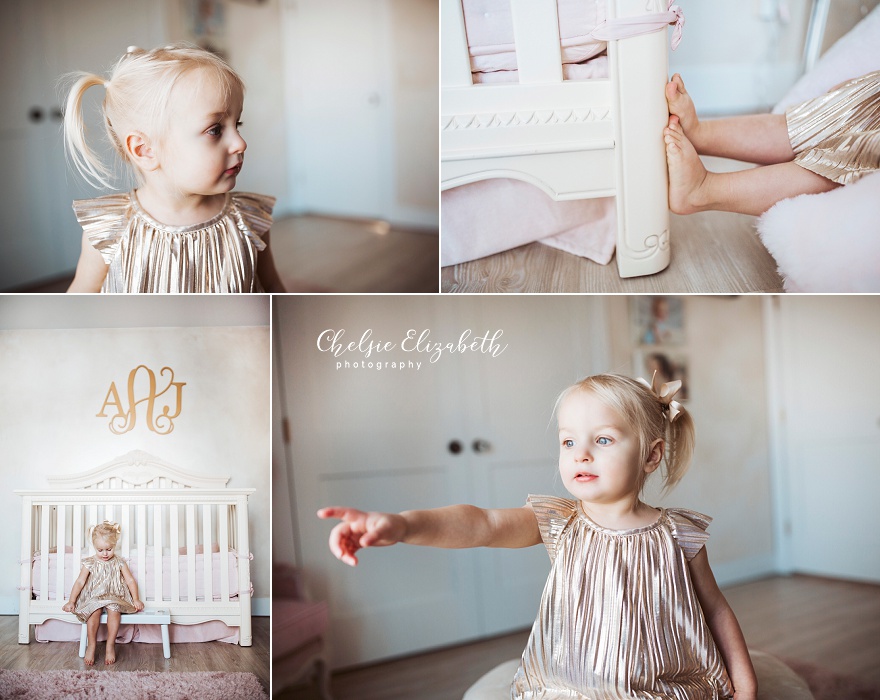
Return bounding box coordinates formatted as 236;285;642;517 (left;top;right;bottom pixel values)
269;215;439;293
279;575;880;700
442;157;785;294
0;616;270;692
11;215;440;294
442;210;784;293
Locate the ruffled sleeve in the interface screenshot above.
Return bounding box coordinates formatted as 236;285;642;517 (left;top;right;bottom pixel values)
231;192;275;252
71;193;132;265
80;555;96;573
527;495;577;564
666;508;712;561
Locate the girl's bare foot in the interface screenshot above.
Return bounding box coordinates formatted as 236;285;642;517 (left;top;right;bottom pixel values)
105;642;116;665
84;645;96;666
665;116;713;214
666;74;703;148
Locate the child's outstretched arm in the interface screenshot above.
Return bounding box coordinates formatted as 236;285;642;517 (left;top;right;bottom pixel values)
688;548;758;700
318;504;542;566
119;560;144;611
67;232;109;293
61;565;90;613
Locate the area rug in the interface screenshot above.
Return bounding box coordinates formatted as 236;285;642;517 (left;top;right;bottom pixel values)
0;670;268;699
783;658;880;700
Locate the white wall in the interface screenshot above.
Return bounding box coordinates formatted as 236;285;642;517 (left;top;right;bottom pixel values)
0;296;271;615
669;0;811;114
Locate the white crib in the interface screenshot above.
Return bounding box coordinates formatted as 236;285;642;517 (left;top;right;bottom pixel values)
441;0;672;278
16;450;255;647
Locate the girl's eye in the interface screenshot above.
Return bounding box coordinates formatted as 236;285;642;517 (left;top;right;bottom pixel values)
207;124;222;137
562;439;574;448
597;436;612;445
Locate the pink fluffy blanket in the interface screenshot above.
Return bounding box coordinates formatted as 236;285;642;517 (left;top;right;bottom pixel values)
757;5;880;292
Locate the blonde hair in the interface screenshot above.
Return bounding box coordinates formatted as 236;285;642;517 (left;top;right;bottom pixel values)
556;373;695;492
62;43;245;189
90;521;121;548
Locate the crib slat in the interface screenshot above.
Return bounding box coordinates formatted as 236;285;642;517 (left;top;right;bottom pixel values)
441;0;472;87
186;504;196;602
510;0;563;84
55;505;66;603
218;504;230;603
73;505;83;574
170;505;180;603
39;506;50;601
136;504;146;600
153;504;163;604
202;505;213;603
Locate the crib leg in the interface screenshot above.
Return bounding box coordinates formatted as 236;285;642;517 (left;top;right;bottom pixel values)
161;623;170;658
78;624;87;658
610;11;671;278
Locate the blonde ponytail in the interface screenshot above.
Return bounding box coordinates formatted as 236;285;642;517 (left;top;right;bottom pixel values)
62;72;116;189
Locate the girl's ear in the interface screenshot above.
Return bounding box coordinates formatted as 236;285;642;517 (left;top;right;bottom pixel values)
126;131;158;172
644;438;664;474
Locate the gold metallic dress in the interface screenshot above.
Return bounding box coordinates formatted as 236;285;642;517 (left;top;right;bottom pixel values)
513;496;733;700
787;70;880;185
73;555;137;624
72;191;275;293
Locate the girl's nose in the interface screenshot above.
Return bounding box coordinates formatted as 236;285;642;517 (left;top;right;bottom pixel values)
230;132;247;154
577;447;591;462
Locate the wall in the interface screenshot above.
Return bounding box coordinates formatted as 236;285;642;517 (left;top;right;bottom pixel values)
608;296;775;583
165;0;290;215
390;0;439;226
669;0;811;114
0;296;271;615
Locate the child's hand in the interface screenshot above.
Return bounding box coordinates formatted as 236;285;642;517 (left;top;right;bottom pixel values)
317;507;407;566
132;599;145;612
61;601;74;613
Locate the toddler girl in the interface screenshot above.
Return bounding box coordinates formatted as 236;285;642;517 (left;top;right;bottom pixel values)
63;44;285;293
664;71;879;216
62;521;144;665
319;372;758;699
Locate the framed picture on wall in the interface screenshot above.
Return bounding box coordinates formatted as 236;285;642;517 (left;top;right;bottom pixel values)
634;349;689;402
630;296;685;346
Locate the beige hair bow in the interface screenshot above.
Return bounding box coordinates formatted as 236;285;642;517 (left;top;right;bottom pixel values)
637;370;685;423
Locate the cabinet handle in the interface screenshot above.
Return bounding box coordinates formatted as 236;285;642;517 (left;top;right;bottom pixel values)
448;440;463;455
472;439;492;454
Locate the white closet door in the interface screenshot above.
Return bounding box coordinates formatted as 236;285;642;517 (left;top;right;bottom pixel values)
277;296;480;669
283;0;390;219
277;297;609;667
0;0;165;290
775;296;880;582
460;296;606;635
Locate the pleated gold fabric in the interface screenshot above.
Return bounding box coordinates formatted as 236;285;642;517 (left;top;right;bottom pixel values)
71;191;275;293
787;70;880;185
513;496;733;700
73;555;137;624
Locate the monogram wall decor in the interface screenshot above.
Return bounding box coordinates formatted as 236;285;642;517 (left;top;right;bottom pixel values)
97;365;186;435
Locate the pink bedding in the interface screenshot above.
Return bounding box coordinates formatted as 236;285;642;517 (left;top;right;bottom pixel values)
445;2;616;266
463;0;607;75
30;550;245;645
31;550;242;602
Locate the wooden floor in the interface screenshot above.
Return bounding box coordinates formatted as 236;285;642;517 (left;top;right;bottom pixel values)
0;616;270;692
11;214;440;294
442;157;785;294
280;575;880;700
270;215;439;293
442;210;784;293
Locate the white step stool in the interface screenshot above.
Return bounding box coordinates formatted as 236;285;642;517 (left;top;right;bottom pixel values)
78;609;171;659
